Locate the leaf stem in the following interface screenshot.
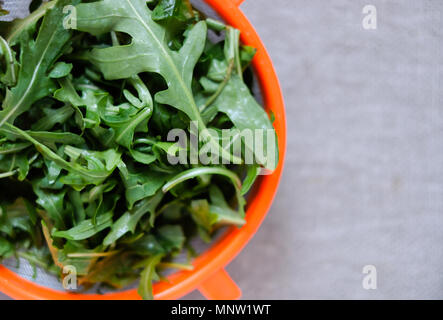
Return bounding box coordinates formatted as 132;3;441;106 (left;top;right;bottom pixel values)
201;59;235;111
0;36;17;85
67;251;119;258
17;251;51;270
0;170;17;179
158;262;194;271
162;166;242;193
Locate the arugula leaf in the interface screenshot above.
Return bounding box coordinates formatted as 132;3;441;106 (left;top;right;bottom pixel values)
5;122;122;189
212;75;278;170
208;185;245;226
33;185;68;229
0;237;14;258
103;191;164;246
0;0;73;127
49;62;73;79
0;36;18;86
121;167;169;209
57;241;104;276
31;104;75;131
203;28;279;171
1;127;85;148
138;254;163;300
156;224;185;252
52;212;113;241
152;0;193;22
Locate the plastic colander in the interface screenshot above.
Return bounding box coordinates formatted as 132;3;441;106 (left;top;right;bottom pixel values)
0;0;286;300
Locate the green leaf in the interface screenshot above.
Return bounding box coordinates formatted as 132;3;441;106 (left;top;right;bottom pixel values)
130;224;185;256
130;234;164;256
129;150;157;165
188;186;245;235
31;104;75;131
240;45;257;70
33;185;67;229
152;0;193;22
121;167;169;209
75;0;204;119
0;151;31;181
188;199;215;232
156;224;185;252
4;123;122;188
57;241;100;276
2;1;55;45
162;166;242;193
0;36;18;86
103;191;163;246
98;97;153;149
67;189;86;223
213;74;279;171
138;254;163;300
52;212;113;241
202;28;278;170
241;164;260;195
0;141;31;155
1;127;85;148
0;0;73;127
49;62;73;79
0;237;14;258
208;185;245;226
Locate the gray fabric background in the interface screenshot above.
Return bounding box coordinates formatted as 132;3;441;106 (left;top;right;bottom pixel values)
2;0;443;300
0;0;32;20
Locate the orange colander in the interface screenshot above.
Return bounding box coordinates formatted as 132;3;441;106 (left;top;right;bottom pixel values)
0;0;286;300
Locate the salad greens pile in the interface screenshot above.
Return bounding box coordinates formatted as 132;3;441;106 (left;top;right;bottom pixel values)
0;0;278;299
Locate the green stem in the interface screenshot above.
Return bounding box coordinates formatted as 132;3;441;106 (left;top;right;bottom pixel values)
17;251;50;270
158;262;194;271
0;142;32;155
162;166;242;193
67;251;119;258
201;59;235;111
0;170;17;179
0;36;17;85
4;122;111;181
206;18;226;32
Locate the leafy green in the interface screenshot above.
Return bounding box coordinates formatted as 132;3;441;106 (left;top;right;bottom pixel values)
52;212;113;241
0;0;73;126
0;36;18;86
152;0;193;22
0;0;279;300
103;191;163;246
138;254;163;300
75;0;238;163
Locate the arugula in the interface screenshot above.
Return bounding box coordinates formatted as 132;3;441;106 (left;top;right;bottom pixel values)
0;0;279;300
0;0;73;127
75;0;239;163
